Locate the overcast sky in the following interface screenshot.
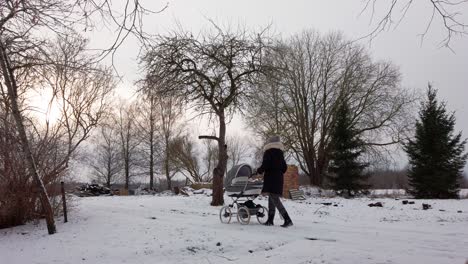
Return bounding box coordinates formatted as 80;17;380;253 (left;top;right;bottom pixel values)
86;0;468;169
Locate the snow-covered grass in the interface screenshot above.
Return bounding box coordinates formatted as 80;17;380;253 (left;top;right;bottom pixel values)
1;194;467;264
300;186;468;199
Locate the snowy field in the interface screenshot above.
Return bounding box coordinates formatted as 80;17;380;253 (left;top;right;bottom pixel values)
1;194;468;264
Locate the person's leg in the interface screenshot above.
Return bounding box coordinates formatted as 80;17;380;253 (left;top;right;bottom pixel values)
264;194;275;226
270;193;293;228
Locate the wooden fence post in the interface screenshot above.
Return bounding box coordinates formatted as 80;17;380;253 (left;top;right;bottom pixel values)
61;181;68;223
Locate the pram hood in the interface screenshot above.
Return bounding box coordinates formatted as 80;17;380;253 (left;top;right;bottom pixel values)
225;164;253;187
225;164;263;196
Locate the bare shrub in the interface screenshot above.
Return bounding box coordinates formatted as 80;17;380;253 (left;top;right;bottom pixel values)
0;36;114;229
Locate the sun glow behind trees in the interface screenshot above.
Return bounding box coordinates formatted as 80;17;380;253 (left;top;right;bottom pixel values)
29;90;63;125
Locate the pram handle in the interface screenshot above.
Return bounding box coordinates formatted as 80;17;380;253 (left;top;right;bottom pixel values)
249;170;263;179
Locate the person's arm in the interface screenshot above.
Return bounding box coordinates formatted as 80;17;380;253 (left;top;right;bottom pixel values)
281;152;287;173
257;151;269;174
281;158;287;174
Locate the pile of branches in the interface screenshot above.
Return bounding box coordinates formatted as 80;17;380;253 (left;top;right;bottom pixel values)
76;184;112;197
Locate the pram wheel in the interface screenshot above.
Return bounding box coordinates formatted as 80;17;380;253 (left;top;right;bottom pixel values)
256;206;268;224
237;206;251;225
219;206;232;224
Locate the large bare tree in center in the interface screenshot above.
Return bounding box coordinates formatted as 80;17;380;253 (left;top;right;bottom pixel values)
141;25;267;205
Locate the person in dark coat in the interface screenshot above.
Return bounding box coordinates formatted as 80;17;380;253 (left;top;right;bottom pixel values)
257;136;293;227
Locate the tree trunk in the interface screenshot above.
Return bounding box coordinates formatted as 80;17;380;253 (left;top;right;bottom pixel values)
316;153;328;187
106;172;111;188
163;129;173;191
106;156;111;188
165;150;171;191
0;42;56;234
211;110;227;206
149;129;154;190
149;103;155;190
304;149;318;186
125;161;129;190
1;105;12;182
308;164;326;186
305;147;328;187
124;148;129;190
309;167;320;186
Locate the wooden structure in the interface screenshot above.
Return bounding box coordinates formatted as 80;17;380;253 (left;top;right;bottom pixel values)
289;189;306;200
283;165;299;198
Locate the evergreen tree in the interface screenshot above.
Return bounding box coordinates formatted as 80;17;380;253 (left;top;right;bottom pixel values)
405;86;467;199
328;101;369;197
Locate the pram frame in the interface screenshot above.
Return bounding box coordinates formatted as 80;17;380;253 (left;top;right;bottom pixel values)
220;164;267;225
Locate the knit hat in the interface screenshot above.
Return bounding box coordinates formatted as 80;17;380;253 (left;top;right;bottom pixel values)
263;135;284;151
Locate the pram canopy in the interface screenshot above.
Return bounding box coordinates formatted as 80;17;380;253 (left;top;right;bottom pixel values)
225;164;263;196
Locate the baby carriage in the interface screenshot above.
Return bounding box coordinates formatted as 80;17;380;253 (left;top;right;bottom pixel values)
219;164;268;225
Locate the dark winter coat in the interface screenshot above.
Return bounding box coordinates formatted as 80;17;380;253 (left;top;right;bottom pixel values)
257;148;287;195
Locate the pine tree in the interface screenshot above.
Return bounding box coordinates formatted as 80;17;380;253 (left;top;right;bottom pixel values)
405;86;467;199
328;101;369;197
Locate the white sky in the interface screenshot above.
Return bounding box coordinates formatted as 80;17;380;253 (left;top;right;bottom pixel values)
83;0;468;170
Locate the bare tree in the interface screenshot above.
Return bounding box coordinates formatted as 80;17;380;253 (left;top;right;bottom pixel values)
361;0;468;49
0;0;164;234
169;134;228;184
246;30;414;186
0;37;58;233
134;92;160;190
168;135;205;183
115;102;140;190
157;95;183;191
141;25;267;205
41;36;115;176
0;33;114;230
0;87;30;228
0;36;113;233
89;125;122;188
226;134;252;170
202;139;219;183
135;78;184;191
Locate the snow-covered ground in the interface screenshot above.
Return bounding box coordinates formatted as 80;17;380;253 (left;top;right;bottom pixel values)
1;194;467;264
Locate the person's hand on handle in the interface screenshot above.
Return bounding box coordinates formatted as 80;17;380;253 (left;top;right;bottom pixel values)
257;166;265;175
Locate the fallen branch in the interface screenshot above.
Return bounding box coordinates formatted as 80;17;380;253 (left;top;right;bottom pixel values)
198;135;219;141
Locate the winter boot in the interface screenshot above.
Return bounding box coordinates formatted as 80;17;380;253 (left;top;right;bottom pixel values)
280;211;293;228
264;210;275;226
